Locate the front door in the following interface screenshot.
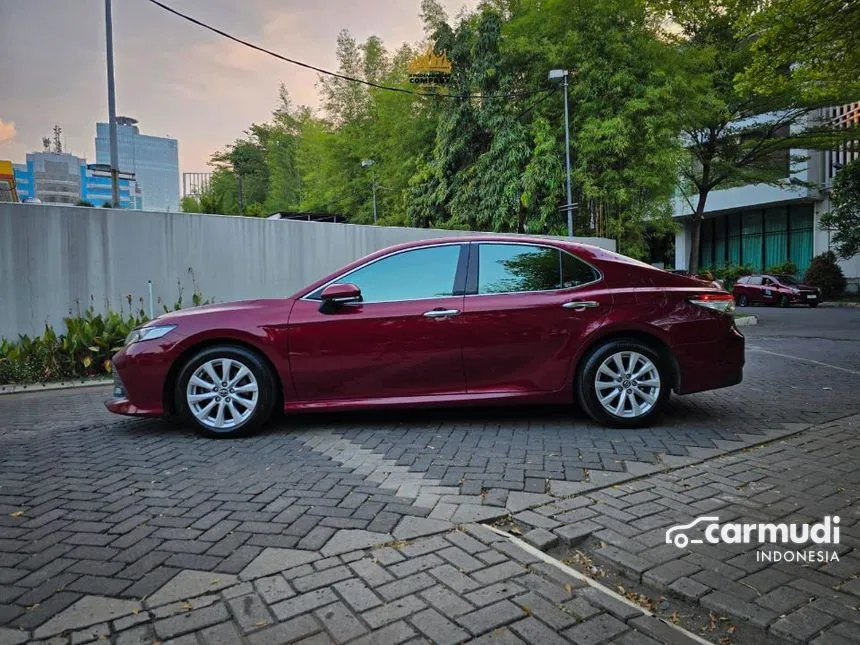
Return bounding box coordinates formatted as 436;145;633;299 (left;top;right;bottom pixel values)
460;242;608;394
288;244;467;401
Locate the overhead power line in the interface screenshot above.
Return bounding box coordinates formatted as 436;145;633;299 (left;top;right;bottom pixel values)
144;0;545;101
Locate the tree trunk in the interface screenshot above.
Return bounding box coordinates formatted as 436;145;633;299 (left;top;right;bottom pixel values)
688;189;709;275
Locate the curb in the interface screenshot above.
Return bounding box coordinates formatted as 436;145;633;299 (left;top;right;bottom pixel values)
819;301;860;308
0;378;113;396
733;314;758;327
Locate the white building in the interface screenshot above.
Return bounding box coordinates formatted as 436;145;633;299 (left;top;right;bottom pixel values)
673;102;860;281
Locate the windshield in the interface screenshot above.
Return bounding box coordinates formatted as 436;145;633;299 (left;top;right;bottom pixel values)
776;275;800;285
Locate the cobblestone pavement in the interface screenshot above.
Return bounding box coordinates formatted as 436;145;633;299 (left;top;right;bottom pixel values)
529;414;860;645
0;308;858;643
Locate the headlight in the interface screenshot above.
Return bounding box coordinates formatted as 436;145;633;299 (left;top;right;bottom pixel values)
125;325;177;346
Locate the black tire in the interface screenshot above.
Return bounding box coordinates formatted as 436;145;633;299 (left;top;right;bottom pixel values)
779;295;790;308
576;339;671;429
809;302;819;308
736;294;748;307
175;345;276;438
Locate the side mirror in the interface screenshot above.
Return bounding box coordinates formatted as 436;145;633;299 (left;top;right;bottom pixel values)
320;283;362;305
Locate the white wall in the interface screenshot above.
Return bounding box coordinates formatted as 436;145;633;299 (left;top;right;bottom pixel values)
0;204;616;339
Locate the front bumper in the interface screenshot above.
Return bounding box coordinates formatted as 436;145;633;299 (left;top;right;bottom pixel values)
103;342;173;417
789;291;820;304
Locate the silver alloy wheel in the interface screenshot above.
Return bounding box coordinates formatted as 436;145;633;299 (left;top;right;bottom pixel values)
594;351;661;419
186;358;259;431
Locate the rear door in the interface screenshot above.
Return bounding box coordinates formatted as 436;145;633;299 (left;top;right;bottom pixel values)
459;242;607;394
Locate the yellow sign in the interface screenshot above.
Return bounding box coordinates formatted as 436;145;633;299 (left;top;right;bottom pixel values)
408;48;453;84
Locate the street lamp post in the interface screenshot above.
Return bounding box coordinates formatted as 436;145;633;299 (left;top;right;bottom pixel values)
361;159;378;224
548;69;574;237
104;0;121;208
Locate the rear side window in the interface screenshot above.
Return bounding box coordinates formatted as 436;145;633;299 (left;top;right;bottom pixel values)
736;276;748;284
562;251;600;288
748;276;763;285
476;243;598;294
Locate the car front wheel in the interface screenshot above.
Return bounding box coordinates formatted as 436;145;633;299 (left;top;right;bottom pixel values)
577;340;670;428
175;345;276;438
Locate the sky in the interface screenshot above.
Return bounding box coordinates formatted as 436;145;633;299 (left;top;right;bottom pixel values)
0;0;474;174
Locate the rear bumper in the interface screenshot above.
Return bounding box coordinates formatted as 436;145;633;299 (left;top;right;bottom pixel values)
674;324;745;395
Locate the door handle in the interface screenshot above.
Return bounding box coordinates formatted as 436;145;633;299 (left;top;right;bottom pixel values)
562;300;599;311
423;309;460;318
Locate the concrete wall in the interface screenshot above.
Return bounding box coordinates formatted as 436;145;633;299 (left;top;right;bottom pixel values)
0;203;616;339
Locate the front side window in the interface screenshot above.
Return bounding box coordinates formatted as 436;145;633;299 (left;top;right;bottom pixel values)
476;244;598;294
311;244;461;303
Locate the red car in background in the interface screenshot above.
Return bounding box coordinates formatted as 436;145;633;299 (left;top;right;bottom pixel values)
106;237;744;437
732;274;821;307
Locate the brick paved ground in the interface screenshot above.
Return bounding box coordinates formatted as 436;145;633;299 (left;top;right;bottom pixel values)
525;414;860;644
0;308;858;643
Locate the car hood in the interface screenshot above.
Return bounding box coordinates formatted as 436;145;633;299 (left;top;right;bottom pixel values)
151;298;289;323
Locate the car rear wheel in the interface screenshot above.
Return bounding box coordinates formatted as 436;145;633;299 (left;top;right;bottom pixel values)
175;345;275;438
736;294;748;307
779;295;790;307
577;340;670;428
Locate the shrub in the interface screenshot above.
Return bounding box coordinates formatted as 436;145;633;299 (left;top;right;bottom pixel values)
803;251;846;299
707;264;754;289
0;289;211;385
766;260;798;277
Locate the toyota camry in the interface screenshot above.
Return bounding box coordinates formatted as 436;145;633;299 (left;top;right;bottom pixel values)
107;237;744;437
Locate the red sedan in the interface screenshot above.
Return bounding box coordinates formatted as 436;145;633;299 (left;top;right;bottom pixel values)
107;237;744;437
732;274;821;307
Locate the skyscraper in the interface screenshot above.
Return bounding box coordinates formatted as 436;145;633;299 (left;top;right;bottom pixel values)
95;117;179;212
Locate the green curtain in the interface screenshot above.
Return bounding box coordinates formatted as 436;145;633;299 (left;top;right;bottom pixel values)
699;218;713;267
764;207;788;269
727;213;741;265
790;204;814;275
742;211;763;271
713;216;727;268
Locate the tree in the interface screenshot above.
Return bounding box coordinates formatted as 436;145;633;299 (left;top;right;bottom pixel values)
407;0;683;254
820;159;860;260
179;196;201;213
654;0;859;273
505;0;685;253
803;251;846;298
75;199;94;207
736;0;860;101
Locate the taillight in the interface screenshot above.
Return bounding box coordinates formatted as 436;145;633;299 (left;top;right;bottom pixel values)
689;292;735;314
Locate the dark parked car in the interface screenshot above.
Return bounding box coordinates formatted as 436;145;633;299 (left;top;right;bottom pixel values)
107;237;744;437
732;274;821;307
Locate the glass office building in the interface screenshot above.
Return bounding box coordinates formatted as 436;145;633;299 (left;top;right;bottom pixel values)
95;117;179;212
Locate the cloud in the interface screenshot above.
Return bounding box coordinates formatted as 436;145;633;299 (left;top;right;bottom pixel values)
0;117;16;145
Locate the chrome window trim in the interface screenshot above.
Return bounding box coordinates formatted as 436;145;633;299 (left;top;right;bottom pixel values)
299;242;465;305
467;241;604;297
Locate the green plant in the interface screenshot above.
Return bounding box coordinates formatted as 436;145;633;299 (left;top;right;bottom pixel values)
803;251;846;299
766;260;798;277
0;290;208;385
706;264;754;289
